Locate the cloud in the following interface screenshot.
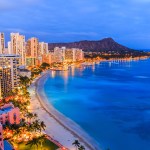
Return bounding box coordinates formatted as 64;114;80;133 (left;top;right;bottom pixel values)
132;0;150;2
0;0;41;11
4;28;27;33
0;0;14;10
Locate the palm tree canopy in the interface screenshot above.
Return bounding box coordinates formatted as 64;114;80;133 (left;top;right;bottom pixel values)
79;145;85;150
72;140;80;147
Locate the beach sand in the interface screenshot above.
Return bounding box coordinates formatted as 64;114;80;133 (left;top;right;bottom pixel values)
28;71;101;150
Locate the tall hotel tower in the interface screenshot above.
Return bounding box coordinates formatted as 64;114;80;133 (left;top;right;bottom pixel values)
26;37;39;66
38;42;48;56
0;55;20;99
10;33;26;66
54;47;65;63
0;33;5;54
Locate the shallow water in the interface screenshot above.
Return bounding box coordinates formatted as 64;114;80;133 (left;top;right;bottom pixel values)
44;59;150;150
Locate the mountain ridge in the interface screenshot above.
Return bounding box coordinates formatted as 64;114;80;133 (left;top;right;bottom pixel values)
48;38;135;53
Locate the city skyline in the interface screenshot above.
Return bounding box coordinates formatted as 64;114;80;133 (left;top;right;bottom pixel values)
0;0;150;49
0;1;150;150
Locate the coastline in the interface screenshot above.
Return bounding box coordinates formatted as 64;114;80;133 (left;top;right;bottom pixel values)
29;71;101;150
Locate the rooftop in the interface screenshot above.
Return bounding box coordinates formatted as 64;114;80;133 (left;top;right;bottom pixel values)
0;54;20;58
0;106;13;115
19;69;30;72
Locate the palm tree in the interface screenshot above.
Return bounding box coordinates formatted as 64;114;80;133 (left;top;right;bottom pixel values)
40;62;50;70
32;119;40;132
20;76;31;87
40;121;46;131
20;119;27;127
78;145;85;150
72;140;80;150
28;124;34;132
26;112;34;123
33;113;38;121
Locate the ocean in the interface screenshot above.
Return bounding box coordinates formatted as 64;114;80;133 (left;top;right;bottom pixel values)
43;59;150;150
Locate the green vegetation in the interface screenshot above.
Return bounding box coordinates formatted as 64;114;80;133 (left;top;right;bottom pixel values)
31;68;42;78
20;76;31;87
17;137;59;150
30;62;50;78
40;62;50;70
72;140;85;150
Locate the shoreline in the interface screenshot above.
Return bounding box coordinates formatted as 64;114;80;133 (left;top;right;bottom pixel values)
29;71;101;150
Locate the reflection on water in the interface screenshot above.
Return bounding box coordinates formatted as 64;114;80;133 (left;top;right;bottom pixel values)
71;66;75;77
92;65;95;72
51;70;56;78
107;60;132;68
45;59;150;150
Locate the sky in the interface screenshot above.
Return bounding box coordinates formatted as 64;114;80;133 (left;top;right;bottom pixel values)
0;0;150;49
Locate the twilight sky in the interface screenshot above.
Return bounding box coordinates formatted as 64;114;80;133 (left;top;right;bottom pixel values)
0;0;150;49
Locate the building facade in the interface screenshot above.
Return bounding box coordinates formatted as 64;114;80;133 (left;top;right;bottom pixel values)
0;67;12;99
42;53;54;64
26;37;39;66
0;55;20;99
26;37;39;58
53;47;84;63
10;33;26;66
0;103;20;125
0;33;5;54
38;42;48;56
7;41;11;54
75;49;84;61
54;47;65;63
64;48;76;62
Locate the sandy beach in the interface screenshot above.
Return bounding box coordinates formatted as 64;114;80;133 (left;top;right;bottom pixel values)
28;71;101;150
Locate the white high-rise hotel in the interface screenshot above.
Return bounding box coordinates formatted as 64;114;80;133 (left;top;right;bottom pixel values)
9;33;26;66
54;47;84;63
38;42;48;56
0;33;5;54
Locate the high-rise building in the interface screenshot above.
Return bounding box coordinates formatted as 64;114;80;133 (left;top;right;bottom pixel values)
38;42;48;56
10;33;26;66
0;33;5;54
0;54;20;99
54;47;65;63
7;41;11;54
42;53;54;64
26;37;39;66
75;49;84;61
26;37;38;58
64;48;76;62
0;66;11;99
53;47;84;63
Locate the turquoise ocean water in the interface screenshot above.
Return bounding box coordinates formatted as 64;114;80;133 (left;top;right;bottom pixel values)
44;59;150;150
